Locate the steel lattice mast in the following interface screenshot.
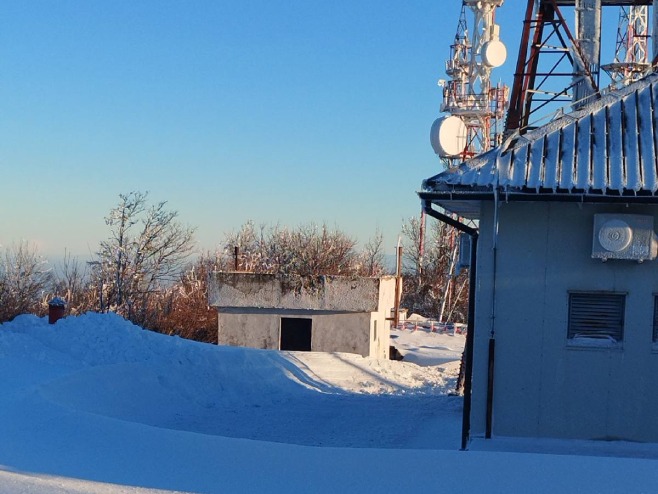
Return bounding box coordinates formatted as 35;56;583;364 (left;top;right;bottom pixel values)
602;5;651;86
505;0;658;136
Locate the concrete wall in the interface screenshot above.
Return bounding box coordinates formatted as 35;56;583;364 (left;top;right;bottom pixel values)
218;309;371;356
209;273;384;312
218;310;280;350
369;277;396;359
211;275;396;359
471;201;658;442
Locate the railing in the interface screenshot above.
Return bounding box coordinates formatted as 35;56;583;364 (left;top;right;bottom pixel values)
393;320;467;335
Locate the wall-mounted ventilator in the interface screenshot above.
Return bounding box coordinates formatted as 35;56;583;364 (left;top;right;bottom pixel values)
592;214;658;262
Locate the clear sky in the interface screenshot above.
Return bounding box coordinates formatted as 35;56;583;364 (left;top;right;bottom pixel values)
1;1;620;261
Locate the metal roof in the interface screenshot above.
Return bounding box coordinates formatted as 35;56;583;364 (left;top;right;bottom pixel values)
421;72;658;217
554;0;651;5
555;0;653;7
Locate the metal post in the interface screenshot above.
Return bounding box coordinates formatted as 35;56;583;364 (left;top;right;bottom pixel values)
461;232;478;450
485;337;495;438
419;208;426;278
394;240;403;329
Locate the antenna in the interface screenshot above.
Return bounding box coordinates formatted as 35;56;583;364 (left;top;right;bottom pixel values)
602;5;651;87
430;1;509;167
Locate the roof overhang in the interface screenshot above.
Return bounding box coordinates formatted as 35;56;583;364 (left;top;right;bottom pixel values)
555;0;651;5
421;73;658;219
419;188;658;219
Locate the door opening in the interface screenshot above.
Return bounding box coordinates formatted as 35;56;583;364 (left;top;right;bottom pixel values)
280;317;312;351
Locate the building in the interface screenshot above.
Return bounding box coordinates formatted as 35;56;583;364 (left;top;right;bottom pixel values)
420;73;658;445
208;272;396;359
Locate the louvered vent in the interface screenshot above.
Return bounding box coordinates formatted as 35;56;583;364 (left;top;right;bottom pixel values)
568;292;625;342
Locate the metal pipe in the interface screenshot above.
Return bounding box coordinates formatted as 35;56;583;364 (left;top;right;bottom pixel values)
422;201;479;450
461;230;478;450
573;0;601;107
393;239;402;328
423;202;478;236
486;337;496;438
419;208;426;277
484;189;500;439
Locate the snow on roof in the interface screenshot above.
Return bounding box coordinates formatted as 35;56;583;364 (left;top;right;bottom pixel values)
421;72;658;217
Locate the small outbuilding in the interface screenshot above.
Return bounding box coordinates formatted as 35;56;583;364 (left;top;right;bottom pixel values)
421;73;658;445
208;272;396;359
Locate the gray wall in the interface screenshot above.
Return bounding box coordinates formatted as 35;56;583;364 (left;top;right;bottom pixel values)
472;201;658;442
209;273;387;312
212;275;395;359
218;309;372;356
369;276;396;359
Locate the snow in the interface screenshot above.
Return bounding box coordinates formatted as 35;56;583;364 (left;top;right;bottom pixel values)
0;313;657;493
390;325;465;367
47;297;66;307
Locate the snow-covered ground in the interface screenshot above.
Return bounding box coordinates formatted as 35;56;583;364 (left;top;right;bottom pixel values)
0;314;657;493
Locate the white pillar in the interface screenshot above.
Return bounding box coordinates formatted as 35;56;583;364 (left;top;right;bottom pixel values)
573;0;601;108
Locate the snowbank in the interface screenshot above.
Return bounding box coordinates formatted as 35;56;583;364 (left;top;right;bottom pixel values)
0;313;656;493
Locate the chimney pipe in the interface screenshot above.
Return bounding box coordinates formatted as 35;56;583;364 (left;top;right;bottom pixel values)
573;0;601;108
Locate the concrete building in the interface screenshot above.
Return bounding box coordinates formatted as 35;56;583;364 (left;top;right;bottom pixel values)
208;272;396;359
420;73;658;445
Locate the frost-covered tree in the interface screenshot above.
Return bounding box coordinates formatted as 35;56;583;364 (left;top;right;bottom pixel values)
218;221;381;277
50;251;96;316
400;216;468;322
94;191;196;326
0;242;52;322
152;253;219;343
355;228;386;277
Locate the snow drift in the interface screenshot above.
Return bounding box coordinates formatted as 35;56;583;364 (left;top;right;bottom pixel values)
0;313;656;493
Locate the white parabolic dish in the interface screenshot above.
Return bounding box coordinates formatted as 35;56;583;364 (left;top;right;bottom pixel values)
430;115;467;157
482;40;507;68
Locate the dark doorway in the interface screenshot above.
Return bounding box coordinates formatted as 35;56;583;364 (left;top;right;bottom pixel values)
280;317;312;351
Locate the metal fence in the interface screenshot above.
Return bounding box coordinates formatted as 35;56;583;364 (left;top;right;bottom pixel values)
393;320;467;335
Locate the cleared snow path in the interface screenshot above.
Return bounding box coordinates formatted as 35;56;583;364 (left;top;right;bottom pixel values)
2;314;462;450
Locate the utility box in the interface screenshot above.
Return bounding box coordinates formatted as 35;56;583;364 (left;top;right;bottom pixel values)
592;214;658;262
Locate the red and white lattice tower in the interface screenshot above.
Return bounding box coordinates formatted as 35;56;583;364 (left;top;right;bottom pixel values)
430;0;510;167
602;5;651;87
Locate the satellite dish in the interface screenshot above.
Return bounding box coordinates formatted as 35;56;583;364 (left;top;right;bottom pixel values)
482;40;507;68
430;116;468;157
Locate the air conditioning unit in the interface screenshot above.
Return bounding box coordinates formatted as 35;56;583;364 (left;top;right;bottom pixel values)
592;214;658;262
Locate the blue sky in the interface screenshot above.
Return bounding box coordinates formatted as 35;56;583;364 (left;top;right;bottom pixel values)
1;1;618;260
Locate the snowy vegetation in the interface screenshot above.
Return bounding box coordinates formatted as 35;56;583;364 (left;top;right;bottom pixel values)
0;191;468;341
400;216;469;322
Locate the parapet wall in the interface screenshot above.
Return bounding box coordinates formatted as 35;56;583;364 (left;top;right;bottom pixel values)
208;272;391;312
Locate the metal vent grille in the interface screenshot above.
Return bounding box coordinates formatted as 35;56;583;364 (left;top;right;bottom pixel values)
568;292;625;342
